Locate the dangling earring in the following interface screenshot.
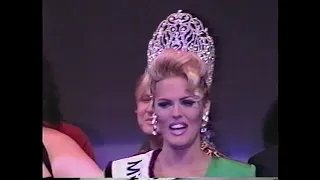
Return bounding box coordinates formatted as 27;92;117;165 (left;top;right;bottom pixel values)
201;111;209;133
152;113;158;136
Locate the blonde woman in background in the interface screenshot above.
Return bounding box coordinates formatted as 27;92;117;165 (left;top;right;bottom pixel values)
134;73;163;154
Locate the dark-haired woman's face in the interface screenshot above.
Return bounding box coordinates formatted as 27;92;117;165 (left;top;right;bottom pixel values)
154;76;204;149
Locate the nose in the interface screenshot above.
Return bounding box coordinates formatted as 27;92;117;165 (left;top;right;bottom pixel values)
172;104;182;119
146;100;154;114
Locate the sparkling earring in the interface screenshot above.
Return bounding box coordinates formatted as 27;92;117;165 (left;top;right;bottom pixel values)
152;113;158;136
201;111;209;133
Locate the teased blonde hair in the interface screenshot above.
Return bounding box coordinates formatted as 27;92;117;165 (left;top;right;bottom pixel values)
135;72;151;101
148;49;210;102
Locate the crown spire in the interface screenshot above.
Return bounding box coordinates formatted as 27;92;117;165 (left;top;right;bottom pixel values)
147;10;215;87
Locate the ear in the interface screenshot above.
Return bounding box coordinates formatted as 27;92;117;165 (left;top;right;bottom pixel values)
203;100;211;115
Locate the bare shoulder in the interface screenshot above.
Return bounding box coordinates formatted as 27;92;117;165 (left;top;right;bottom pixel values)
60;122;90;141
42;127;103;178
43;126;67;138
61;122;85;133
42;127;81;153
43;127;75;142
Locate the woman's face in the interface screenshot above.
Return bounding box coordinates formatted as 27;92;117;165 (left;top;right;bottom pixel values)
136;87;154;135
154;76;204;148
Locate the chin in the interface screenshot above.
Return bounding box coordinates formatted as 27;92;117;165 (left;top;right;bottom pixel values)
166;137;192;149
143;131;153;136
142;127;153;136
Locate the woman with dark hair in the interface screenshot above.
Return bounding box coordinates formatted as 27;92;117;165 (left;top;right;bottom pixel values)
42;127;103;178
42;57;103;178
42;56;63;126
42;57;96;161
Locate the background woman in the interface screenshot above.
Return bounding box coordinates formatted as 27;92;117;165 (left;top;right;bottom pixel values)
134;72;163;154
248;99;278;177
43;56;96;161
43;56;102;178
43;127;103;178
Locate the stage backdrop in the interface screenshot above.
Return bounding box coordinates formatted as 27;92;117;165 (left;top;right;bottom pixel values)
42;0;278;168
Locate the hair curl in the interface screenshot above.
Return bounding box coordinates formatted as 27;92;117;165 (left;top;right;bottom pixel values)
135;72;151;101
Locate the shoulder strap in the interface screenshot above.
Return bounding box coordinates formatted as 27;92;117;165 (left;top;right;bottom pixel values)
104;161;113;177
43;143;53;176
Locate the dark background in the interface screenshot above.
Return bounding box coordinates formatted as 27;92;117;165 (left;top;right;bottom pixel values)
42;0;278;167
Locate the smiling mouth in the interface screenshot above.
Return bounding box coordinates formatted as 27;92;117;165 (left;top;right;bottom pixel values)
169;122;188;136
145;117;153;124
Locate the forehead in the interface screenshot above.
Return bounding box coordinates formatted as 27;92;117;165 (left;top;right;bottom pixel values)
155;76;191;99
136;83;151;99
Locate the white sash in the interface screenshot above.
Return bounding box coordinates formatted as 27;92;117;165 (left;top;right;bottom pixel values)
111;150;154;178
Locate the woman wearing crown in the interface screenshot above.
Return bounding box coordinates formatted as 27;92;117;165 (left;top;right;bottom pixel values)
104;10;256;178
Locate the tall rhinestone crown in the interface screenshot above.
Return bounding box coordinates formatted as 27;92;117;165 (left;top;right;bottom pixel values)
147;10;216;87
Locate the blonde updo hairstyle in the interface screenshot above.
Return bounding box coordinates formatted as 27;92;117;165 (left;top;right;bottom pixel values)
148;49;210;104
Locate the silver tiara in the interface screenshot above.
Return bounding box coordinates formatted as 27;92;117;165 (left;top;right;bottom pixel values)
147;10;215;87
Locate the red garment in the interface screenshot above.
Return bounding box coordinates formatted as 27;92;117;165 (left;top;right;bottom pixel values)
45;122;96;161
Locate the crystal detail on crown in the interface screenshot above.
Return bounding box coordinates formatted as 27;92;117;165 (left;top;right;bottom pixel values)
147;10;215;87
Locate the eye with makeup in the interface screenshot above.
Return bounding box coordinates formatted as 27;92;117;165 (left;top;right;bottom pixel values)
156;98;197;108
157;100;172;108
181;99;196;107
140;95;152;103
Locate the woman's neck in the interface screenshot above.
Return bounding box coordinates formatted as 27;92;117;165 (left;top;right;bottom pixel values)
149;135;162;150
160;136;210;167
153;136;212;177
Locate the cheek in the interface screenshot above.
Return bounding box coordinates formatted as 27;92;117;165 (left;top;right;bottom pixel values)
154;107;170;130
136;103;148;119
154;106;169;117
183;108;203;125
154;106;173;127
137;102;148;113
